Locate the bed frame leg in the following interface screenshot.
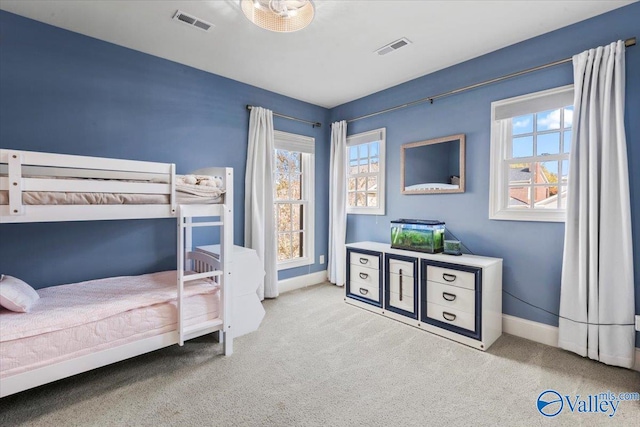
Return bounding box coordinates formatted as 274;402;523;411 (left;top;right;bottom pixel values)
223;331;233;356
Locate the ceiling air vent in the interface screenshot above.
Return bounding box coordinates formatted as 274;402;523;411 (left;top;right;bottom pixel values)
375;37;412;56
173;10;214;32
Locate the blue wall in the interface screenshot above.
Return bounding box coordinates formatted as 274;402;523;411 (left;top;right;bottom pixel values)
1;4;638;347
331;3;640;346
0;10;330;287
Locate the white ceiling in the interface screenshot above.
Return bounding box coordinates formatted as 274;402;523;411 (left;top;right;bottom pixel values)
1;1;635;108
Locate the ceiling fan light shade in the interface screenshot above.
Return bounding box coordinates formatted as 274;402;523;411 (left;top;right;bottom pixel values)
241;0;315;33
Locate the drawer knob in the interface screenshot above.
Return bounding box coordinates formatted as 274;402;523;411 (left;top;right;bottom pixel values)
399;268;403;301
359;272;369;280
442;312;457;321
442;273;457;282
359;258;369;265
359;287;369;295
442;292;456;302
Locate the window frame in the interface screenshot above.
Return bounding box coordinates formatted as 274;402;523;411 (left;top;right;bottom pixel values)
273;130;315;271
489;85;573;222
346;127;386;215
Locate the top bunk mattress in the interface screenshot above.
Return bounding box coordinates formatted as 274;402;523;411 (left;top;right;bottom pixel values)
0;174;225;206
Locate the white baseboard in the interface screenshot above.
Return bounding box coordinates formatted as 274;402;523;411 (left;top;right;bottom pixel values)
278;270;327;294
502;314;559;348
502;314;640;372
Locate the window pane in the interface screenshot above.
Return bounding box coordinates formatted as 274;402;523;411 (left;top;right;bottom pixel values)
349;159;358;175
369;142;379;157
356;192;366;207
367;176;377;192
534;161;559;184
291;232;302;258
508;187;530;208
367;193;377;207
348;192;356;207
277;204;290;231
359;144;368;159
509;163;531;185
537;109;561;131
563;130;572;153
537;132;560;156
290;174;301;200
275;150;286;171
349;146;358;161
561;160;569;184
288;152;301;174
563;106;573;129
558;186;568;209
275;173;288;199
291;204;303;231
370;157;379;172
357;177;367;191
512;114;533;135
512;136;533;158
358;158;369;173
533;186;558;208
348;178;356;192
278;233;291;261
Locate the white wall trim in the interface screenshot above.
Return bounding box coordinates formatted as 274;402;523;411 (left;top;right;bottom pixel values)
279;270;327;294
502;313;559;348
503;314;640;372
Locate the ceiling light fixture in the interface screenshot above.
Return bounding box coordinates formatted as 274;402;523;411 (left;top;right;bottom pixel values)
241;0;315;33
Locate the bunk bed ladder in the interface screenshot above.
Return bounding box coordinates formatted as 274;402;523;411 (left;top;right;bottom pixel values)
176;204;229;347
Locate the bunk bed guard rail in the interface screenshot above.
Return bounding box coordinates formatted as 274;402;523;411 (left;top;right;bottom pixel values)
0;149;177;222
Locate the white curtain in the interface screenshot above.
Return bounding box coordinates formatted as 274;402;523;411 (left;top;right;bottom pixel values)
245;107;278;300
559;41;635;369
328;120;347;286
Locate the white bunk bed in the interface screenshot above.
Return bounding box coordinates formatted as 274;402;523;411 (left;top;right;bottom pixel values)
0;149;234;398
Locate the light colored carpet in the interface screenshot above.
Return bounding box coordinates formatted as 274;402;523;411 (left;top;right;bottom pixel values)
1;283;638;426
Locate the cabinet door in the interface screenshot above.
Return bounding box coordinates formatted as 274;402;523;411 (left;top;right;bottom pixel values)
420;259;482;340
346;248;383;307
385;254;418;319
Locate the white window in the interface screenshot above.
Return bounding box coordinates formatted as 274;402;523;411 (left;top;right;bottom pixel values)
346;128;386;215
489;85;573;222
274;130;315;270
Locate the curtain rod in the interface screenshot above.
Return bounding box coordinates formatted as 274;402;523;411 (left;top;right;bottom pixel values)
246;105;322;128
347;36;636;124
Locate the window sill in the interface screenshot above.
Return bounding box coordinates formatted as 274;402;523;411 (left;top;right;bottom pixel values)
489;209;566;223
347;208;385;216
277;257;313;271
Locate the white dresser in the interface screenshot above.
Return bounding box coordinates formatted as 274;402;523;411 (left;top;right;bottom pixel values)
345;242;502;350
196;245;265;338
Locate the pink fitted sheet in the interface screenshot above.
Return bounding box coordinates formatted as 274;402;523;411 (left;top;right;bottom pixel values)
0;270;220;378
0;293;219;378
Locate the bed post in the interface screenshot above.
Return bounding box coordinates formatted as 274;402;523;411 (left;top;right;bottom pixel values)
177;206;185;346
221;167;234;355
6;150;25;217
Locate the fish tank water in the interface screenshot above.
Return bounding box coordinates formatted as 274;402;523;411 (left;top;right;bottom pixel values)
390;219;445;253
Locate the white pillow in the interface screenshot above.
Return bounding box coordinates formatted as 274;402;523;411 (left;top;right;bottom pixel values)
0;275;40;313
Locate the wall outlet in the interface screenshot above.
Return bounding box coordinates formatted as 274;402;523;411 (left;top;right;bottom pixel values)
636;315;640;332
319;255;325;265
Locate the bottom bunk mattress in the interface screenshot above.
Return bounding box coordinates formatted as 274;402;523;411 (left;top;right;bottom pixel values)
0;271;220;379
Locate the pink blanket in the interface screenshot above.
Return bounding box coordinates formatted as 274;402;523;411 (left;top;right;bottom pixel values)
0;271;218;342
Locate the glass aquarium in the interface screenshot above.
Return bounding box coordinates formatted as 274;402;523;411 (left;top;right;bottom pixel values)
390;219;445;253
